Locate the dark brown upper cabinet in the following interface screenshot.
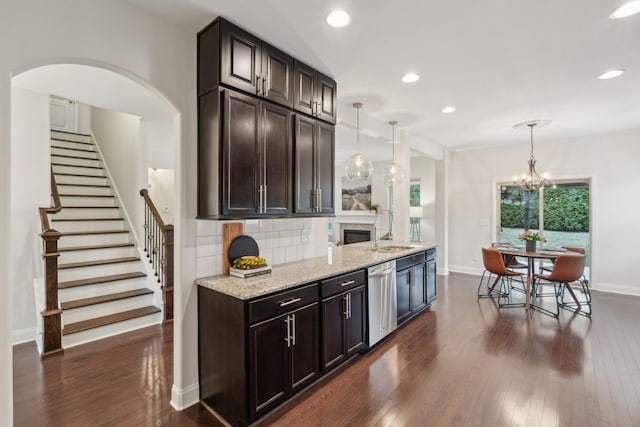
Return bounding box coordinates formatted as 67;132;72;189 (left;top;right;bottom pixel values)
293;61;337;124
199;18;294;108
294;115;334;215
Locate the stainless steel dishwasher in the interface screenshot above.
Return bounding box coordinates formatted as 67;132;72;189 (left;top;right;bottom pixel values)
367;260;397;346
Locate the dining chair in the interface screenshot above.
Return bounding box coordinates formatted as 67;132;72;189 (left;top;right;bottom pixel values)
540;247;588;284
533;253;588;317
491;242;528;271
478;248;525;307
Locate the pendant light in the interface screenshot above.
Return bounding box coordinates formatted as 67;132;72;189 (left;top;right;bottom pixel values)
512;120;552;191
344;102;373;181
382;120;405;185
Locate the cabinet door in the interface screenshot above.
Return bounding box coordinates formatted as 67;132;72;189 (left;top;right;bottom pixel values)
261;43;294;107
321;293;346;371
261;102;292;215
316;122;335;214
426;258;437;304
345;286;366;357
220;20;261;95
249;314;289;416
293;61;316;116
222;90;260;216
294;115;316;213
410;263;427;313
290;303;320;391
316;72;337;124
397;269;412;324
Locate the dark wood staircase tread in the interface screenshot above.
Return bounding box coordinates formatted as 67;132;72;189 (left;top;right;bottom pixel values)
59;256;140;270
57;183;110;188
59;243;135;252
59;272;147;289
62;306;160;335
60;206;119;209
52;162;103;170
61;288;153;310
52;218;123;222
60;229;128;236
59;194;114;198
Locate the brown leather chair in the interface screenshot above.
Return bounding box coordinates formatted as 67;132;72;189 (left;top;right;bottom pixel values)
533;253;588;317
540;246;588;285
491;242;527;272
478;248;525;306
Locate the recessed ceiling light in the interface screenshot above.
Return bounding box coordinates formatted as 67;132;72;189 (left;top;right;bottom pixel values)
598;69;625;79
610;1;640;19
441;106;456;113
401;72;420;83
326;10;350;27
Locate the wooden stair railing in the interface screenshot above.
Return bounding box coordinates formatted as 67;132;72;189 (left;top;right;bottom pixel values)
39;167;63;356
140;189;174;322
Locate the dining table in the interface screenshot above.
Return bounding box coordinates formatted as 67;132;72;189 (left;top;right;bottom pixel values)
496;246;582;311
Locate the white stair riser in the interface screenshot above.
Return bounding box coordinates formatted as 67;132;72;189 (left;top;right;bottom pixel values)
62;293;154;325
51;141;96;152
59;261;141;282
62;311;162;348
59;232;131;247
51;132;91;143
59;277;149;301
51;147;98;160
60;196;116;207
53;164;105;177
55;185;112;196
51;155;101;168
58;246;137;264
54;207;121;219
54;174;108;186
51;220;126;233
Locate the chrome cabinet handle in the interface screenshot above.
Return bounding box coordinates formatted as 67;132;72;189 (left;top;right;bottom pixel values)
262;76;266;96
263;184;267;212
284;316;291;347
291;313;296;346
343;294;349;318
256;75;261;96
279;297;301;307
318;188;322;212
340;280;355;287
348;293;352;319
258;185;263;214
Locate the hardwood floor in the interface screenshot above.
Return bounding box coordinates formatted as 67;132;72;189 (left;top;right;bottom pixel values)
14;273;640;426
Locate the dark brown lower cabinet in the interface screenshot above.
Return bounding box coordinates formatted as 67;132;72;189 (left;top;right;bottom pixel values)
426;249;437;304
249;302;319;417
397;250;434;326
321;285;366;371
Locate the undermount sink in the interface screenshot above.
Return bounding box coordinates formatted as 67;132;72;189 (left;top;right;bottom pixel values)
368;245;414;253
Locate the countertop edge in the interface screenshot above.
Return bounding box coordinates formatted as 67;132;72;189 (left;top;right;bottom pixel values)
195;242;437;300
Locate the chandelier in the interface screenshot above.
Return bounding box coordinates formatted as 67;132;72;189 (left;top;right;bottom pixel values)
344;102;373;181
512;120;552;192
382;120;405;185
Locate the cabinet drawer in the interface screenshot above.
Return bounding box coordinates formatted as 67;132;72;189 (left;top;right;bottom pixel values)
396;252;426;271
320;270;365;298
249;283;318;324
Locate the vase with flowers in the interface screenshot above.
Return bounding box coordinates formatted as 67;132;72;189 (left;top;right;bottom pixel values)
518;230;546;252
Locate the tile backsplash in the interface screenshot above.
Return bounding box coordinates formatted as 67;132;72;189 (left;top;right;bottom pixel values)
196;218;326;278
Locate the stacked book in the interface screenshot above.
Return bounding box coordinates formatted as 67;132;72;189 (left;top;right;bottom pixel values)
230;265;272;278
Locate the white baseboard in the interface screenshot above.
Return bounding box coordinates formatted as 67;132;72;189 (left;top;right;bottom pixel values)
170;382;200;411
12;327;36;345
448;265;484;276
437;267;449;276
595;282;640;297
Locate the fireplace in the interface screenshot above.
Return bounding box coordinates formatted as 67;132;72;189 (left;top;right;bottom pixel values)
343;229;371;245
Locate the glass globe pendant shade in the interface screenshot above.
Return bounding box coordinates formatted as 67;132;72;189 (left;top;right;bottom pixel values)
382;161;406;186
344;153;373;180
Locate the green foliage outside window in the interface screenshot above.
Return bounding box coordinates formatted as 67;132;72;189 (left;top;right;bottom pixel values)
410;184;420;207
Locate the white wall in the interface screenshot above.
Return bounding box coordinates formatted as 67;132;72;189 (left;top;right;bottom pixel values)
448;128;640;295
0;0;196;422
410;156;437;244
10;88;50;344
77;102;91;134
91;107;143;240
148;168;175;224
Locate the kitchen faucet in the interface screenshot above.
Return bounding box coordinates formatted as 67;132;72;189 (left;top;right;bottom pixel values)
373;209;394;249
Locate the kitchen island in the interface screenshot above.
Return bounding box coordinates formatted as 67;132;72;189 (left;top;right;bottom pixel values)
195;241;437;426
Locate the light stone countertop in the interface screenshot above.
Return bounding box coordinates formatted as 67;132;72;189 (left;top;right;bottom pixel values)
195;241;437;300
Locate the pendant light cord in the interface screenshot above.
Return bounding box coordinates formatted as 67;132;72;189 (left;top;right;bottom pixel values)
356;107;360;155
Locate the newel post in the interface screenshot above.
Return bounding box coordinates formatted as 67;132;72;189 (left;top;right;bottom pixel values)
163;224;174;322
41;229;63;356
